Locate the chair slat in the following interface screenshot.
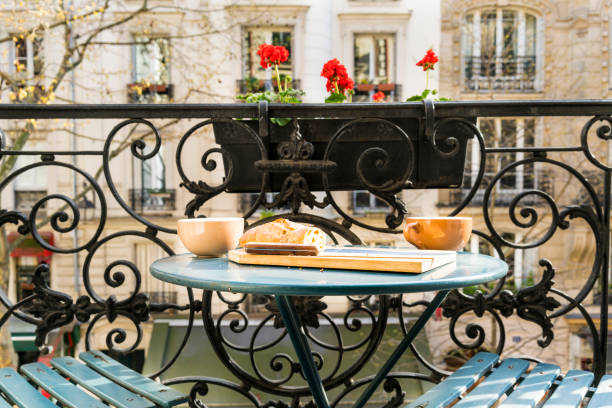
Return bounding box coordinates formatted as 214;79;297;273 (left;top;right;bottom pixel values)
588;374;612;407
0;396;12;408
405;352;498;408
498;362;560;407
80;350;188;408
52;356;155;408
542;370;594;408
21;362;108;408
0;367;56;408
453;358;530;408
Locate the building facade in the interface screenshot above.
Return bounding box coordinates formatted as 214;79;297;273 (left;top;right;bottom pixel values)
438;0;611;372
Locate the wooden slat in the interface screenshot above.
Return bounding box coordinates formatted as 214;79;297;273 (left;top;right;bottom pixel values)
80;350;188;407
499;363;561;407
588;374;612;407
21;362;108;408
52;356;155;408
453;358;530;407
0;396;12;408
542;370;594;408
405;352;498;408
0;367;56;407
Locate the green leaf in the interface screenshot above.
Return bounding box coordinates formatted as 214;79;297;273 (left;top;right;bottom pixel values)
325;93;347;103
436;97;452;101
421;89;431;98
406;94;424;101
271;117;292;126
432;89;438;95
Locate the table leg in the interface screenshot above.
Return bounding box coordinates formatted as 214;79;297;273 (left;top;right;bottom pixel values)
276;295;331;408
352;290;450;408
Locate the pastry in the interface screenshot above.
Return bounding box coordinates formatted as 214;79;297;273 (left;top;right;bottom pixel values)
239;218;326;251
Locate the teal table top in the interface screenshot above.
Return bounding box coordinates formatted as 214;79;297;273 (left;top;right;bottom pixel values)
150;252;508;296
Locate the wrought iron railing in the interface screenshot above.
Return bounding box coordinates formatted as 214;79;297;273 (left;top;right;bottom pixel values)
0;100;609;407
439;169;554;206
129;188;176;213
464;56;536;91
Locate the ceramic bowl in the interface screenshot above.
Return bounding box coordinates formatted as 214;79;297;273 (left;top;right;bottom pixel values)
403;216;472;251
178;217;244;257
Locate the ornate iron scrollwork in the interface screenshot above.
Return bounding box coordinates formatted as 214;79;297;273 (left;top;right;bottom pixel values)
0;103;608;406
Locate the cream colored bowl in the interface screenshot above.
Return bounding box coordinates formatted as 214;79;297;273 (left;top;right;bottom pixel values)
178;217;244;257
403;216;472;251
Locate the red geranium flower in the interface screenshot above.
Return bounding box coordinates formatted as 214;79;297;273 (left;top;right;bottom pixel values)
321;58;353;95
257;44;289;69
372;91;385;102
416;49;439;71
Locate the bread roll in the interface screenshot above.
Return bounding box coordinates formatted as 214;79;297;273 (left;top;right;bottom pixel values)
239;219;326;250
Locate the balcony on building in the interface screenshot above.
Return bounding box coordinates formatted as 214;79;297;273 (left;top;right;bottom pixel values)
463;55;536;92
438;169;553;207
14;190;47;214
129;188;176;214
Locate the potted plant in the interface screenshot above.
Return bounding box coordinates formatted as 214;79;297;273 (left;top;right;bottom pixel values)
212;48;473;194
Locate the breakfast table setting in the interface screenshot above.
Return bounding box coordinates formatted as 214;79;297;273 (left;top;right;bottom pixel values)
150;216;508;408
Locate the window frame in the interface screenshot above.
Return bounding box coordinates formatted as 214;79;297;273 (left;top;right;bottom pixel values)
352;190;388;213
242;26;294;81
8;34;43;80
462;7;541;92
353;32;396;85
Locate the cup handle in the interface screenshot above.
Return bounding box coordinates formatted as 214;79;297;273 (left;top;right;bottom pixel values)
404;222;424;248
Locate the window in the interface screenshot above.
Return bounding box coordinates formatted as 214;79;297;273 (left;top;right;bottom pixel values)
10;34;43;78
443;118;553;207
13;142;47;212
352;191;387;213
463;9;537;91
130;36;171;103
240;193;289;214
354;33;395;85
243;27;293;81
130;143;174;213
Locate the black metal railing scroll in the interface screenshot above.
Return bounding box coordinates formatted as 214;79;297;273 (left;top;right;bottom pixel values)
0;100;608;407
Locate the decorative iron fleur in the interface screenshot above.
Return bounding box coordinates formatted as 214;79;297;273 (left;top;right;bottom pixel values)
266;296;328;329
442;259;561;348
18;263;188;347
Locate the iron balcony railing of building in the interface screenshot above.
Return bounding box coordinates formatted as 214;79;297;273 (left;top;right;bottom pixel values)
439;169;554;207
129;188;176;213
464;56;536;91
0;100;609;407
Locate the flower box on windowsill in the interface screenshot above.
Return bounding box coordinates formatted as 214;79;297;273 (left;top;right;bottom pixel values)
377;83;396;92
212;115;474;193
356;83;376;92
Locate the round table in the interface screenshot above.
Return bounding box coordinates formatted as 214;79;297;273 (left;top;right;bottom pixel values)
151;252;507;408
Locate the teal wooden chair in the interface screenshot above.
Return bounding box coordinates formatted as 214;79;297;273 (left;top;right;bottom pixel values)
0;350;609;407
406;352;611;408
0;350;187;408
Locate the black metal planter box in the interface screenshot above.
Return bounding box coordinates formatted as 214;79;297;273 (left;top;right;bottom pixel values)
212;117;474;193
